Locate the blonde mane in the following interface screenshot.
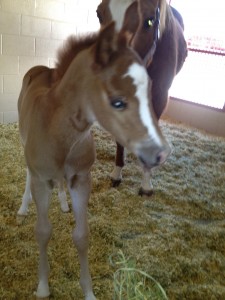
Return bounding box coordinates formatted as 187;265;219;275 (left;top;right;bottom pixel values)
159;0;173;35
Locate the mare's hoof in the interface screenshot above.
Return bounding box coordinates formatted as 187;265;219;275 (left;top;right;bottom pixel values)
138;187;154;197
111;179;122;187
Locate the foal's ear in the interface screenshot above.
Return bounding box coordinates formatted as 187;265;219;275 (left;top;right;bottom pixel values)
93;22;118;69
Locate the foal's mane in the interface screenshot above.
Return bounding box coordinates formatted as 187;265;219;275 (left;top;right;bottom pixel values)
56;33;98;78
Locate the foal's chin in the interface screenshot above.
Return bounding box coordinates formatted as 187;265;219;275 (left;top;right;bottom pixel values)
137;158;163;171
138;159;157;171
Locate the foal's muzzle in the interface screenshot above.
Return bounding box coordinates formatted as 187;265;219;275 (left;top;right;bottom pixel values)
137;143;171;169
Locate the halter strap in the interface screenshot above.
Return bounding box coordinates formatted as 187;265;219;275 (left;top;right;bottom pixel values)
144;6;160;66
154;7;160;42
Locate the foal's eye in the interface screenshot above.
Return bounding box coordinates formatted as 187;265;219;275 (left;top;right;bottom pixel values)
144;17;154;29
110;97;127;110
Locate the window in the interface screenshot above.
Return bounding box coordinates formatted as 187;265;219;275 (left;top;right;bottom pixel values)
169;0;225;110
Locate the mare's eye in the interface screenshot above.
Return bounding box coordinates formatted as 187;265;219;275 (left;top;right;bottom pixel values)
110;97;127;110
144;17;154;29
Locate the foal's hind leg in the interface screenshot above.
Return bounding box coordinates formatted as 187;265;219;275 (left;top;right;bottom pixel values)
31;177;53;298
67;172;96;300
17;167;32;216
57;180;70;212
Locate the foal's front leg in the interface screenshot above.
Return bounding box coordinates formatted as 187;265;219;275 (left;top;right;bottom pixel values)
31;177;53;298
67;172;96;300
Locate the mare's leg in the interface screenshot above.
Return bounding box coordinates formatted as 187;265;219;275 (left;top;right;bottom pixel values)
17;167;32;216
67;172;96;300
110;142;125;187
139;169;154;196
32;177;53;298
57;180;69;213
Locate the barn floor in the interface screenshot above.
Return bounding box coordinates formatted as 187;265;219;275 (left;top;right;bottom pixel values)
0;118;225;300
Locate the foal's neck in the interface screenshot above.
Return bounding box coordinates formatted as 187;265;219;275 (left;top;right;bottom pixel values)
54;49;97;126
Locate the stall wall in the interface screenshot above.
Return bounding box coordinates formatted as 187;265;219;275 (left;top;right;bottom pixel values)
0;0;100;123
164;99;225;138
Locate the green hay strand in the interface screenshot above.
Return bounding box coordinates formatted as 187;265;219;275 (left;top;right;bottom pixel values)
110;250;168;300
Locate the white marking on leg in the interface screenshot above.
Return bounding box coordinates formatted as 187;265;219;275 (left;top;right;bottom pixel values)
141;170;153;191
124;63;162;146
110;166;123;181
17;168;32;216
58;190;69;212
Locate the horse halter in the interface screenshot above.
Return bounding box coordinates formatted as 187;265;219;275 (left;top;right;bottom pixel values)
154;6;160;43
143;6;160;66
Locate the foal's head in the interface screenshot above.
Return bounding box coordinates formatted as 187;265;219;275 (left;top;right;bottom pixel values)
89;23;170;167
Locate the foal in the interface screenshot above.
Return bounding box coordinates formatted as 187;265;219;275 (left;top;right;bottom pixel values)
97;0;187;195
18;23;170;299
17;169;69;216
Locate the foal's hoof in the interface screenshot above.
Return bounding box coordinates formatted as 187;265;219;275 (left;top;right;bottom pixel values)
138;187;154;197
111;178;122;187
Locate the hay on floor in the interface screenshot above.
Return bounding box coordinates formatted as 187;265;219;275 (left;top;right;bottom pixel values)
0;118;225;299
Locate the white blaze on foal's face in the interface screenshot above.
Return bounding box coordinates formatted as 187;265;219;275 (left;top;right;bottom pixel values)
124;63;162;146
109;0;134;31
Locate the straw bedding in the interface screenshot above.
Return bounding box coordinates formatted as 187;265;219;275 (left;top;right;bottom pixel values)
0;118;225;299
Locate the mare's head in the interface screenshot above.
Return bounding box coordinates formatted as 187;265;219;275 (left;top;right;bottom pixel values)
96;0;187;121
96;0;171;64
88;23;170;167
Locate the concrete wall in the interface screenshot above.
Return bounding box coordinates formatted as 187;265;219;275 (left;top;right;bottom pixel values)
164;98;225;138
0;0;100;123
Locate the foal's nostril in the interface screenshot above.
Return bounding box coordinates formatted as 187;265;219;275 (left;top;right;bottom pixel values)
156;147;171;165
137;144;171;168
139;155;146;165
156;153;162;164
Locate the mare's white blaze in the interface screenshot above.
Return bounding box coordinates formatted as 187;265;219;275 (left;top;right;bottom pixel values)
124;63;162;146
109;0;135;31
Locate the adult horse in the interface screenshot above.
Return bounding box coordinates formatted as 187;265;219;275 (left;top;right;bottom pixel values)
18;23;170;299
97;0;187;195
